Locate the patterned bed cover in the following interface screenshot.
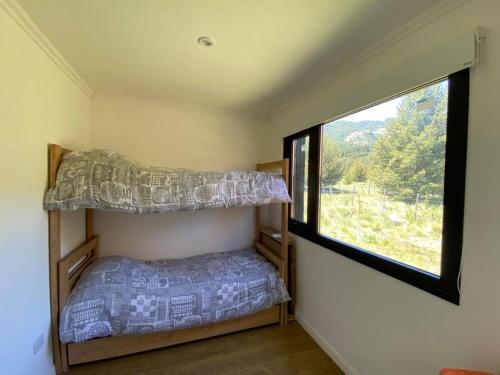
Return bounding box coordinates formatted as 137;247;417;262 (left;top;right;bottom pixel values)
60;248;290;344
44;150;290;213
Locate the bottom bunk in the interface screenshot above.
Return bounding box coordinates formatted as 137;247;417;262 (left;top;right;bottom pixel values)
61;249;289;344
57;237;290;370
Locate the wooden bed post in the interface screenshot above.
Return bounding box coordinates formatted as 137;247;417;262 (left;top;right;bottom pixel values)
255;206;261;243
86;209;93;241
280;158;289;326
255;159;290;327
49;144;86;373
48;144;64;374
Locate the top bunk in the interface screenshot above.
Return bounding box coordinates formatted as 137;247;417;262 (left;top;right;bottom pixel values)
44;145;290;214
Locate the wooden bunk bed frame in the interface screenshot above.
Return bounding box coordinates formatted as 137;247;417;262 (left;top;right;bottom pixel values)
48;144;290;374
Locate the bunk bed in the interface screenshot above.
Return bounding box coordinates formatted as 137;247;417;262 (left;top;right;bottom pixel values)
45;144;292;374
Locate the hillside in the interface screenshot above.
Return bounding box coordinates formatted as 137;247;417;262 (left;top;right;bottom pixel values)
323;120;388;146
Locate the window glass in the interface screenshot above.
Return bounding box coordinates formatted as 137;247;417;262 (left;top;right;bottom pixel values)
291;135;309;223
319;80;448;275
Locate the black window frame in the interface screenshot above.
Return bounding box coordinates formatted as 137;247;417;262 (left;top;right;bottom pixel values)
283;69;469;304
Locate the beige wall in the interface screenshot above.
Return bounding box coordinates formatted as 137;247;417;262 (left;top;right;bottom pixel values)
0;4;90;375
262;1;500;374
90;97;263;259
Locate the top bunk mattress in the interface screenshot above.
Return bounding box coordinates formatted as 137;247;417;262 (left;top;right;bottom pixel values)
60;248;290;344
44;150;290;213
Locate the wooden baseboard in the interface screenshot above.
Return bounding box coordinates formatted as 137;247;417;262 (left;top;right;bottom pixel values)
67;306;280;366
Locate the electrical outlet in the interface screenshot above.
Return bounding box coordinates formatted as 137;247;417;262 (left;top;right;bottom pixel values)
32;333;44;355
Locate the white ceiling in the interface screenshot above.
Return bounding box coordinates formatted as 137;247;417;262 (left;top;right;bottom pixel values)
19;0;443;115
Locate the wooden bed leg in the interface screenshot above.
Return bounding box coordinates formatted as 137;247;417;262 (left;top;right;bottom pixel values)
61;344;69;373
279;303;288;326
280;159;290;327
49;210;63;374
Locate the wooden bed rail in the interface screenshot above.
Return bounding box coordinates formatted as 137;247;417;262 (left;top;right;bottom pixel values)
56;235;100;372
256;159;288;171
253;241;283;273
58;236;100;310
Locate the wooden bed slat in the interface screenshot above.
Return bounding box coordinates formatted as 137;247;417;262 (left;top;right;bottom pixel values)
59;236;99;307
68;257;93;289
260;226;284;254
67;306;280;365
254;241;283;274
256;160;286;171
61;237;98;269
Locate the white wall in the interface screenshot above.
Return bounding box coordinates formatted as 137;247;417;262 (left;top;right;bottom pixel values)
90;97;263;259
0;4;90;375
262;1;500;374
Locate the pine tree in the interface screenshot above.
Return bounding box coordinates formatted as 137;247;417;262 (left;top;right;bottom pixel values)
321;137;344;186
369;81;448;200
344;159;368;184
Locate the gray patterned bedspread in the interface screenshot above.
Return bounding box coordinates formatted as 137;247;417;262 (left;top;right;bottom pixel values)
60;249;290;343
44;150;290;213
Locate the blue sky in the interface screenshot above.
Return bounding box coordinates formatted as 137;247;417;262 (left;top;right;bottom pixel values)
337;97;402;123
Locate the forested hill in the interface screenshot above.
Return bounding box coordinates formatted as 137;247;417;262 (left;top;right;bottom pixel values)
323;120;388;145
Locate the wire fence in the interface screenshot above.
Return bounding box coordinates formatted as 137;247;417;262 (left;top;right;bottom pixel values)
320;183;443;221
320;184;443;204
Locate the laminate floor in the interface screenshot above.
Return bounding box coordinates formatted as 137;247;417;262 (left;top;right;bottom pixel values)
67;321;344;375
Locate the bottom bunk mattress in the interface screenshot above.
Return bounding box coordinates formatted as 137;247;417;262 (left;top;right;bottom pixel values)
60;248;290;344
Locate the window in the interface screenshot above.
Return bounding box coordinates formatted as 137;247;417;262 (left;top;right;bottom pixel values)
284;69;469;304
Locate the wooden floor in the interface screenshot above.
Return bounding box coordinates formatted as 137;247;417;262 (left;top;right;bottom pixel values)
67;321;344;375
